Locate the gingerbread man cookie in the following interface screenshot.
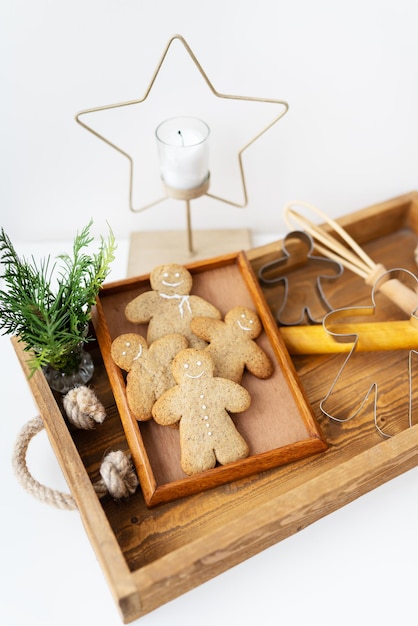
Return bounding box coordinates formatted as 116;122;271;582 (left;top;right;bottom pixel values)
190;306;274;383
125;263;221;349
152;348;251;475
111;332;188;421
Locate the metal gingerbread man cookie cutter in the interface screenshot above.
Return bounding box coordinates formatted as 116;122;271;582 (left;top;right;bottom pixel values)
258;230;344;325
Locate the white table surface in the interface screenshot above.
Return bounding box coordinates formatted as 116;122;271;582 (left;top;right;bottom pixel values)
2;235;418;626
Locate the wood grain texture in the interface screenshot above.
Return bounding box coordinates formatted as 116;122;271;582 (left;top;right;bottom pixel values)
12;190;418;623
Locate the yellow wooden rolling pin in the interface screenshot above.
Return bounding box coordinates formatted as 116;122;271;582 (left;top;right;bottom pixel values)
280;320;418;355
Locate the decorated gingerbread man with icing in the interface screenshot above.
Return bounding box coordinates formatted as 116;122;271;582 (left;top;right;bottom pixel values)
152;348;251;475
110;332;188;421
190;305;274;383
125;263;221;349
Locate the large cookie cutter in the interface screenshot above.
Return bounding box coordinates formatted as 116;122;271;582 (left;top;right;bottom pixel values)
258;230;343;325
320;267;418;438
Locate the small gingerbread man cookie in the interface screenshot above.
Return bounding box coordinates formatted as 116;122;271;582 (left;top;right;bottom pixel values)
111;332;188;421
152;348;251;475
190;306;274;383
125;263;221;349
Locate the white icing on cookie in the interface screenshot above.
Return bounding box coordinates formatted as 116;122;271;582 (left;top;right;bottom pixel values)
159;293;192;317
162;271;183;288
185;370;204;379
132;344;143;361
237;312;255;332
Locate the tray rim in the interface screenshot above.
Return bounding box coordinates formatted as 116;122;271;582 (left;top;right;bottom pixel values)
92;249;327;506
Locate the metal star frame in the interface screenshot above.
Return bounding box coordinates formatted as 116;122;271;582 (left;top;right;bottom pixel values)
75;34;289;214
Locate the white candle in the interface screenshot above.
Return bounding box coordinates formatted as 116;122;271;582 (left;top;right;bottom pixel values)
155;117;210;190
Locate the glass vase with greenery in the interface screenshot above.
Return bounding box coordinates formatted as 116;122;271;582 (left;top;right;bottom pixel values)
0;220;116;393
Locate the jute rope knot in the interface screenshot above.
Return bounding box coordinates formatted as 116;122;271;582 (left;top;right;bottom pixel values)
94;450;139;499
63;385;106;429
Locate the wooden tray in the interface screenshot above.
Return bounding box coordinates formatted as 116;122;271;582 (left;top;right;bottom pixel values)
12;191;418;624
92;251;326;506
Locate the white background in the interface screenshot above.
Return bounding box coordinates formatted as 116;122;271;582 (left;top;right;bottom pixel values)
1;0;418;242
2;1;418;625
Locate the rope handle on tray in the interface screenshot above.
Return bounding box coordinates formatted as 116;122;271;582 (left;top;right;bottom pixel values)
13;415;78;510
12;386;139;510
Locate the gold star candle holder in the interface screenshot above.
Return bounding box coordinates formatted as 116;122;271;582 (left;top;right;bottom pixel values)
75;34;289;274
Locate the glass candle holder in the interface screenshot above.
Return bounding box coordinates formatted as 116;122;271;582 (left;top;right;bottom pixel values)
155;116;210;192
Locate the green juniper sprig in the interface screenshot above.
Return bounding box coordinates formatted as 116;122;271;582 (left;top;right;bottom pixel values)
0;220;116;374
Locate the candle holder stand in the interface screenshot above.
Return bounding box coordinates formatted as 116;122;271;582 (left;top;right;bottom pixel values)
127;171;251;275
162;175;210;255
127;172;251;275
75;34;288;275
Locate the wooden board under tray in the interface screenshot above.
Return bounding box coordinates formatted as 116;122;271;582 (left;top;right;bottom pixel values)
92;250;327;506
12;190;418;623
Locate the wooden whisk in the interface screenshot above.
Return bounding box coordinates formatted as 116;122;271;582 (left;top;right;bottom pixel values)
283;201;418;316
